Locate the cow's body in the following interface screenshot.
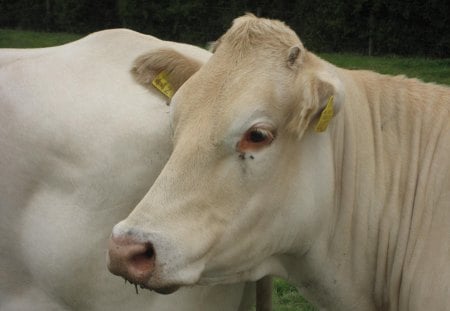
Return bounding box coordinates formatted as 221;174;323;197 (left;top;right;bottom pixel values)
108;16;450;311
0;29;254;311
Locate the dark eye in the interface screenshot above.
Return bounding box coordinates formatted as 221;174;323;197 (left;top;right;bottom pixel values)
248;129;268;143
237;126;275;152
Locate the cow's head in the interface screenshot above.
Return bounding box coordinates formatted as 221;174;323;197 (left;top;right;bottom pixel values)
108;14;345;293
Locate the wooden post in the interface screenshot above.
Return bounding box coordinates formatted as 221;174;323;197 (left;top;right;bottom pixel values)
256;276;273;311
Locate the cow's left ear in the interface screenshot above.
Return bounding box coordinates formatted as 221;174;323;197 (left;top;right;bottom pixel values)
132;48;204;98
287;56;345;137
310;70;345;130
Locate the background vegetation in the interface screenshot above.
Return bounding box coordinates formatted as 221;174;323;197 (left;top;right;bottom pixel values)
0;0;449;57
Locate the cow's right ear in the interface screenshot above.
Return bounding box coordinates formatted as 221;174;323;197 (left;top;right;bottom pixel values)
132;48;203;98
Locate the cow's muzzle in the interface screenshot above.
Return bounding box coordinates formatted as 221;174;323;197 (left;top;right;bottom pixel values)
107;234;179;294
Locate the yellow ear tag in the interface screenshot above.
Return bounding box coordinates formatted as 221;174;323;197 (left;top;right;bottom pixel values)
314;96;334;132
152;71;174;99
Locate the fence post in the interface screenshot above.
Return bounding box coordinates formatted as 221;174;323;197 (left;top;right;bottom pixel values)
256;276;272;311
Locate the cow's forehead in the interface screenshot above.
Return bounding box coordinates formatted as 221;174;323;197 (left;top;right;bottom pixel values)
177;40;298;105
172;58;288;137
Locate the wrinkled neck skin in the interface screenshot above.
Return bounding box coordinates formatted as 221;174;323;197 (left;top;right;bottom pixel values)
285;67;450;311
284;70;382;310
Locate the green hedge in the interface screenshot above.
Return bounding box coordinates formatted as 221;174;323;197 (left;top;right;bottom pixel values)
1;0;449;57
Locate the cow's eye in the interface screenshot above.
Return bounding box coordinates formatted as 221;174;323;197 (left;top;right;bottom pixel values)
249;129;268;143
237;126;275;152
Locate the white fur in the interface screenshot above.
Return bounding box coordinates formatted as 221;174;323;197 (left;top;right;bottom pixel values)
0;29;254;311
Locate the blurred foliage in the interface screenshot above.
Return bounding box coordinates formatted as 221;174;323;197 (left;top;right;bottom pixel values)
0;0;449;57
272;278;317;311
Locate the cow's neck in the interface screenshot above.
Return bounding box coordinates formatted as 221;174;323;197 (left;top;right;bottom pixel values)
324;68;387;310
296;68;450;310
280;69;385;310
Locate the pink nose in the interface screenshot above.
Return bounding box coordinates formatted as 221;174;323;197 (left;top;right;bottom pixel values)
107;234;155;284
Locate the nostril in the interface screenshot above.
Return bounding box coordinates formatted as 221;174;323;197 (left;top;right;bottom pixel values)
144;243;155;258
129;242;155;273
108;236;157;283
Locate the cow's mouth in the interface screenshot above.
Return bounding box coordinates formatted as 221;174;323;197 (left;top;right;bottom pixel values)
152;285;180;294
125;278;180;295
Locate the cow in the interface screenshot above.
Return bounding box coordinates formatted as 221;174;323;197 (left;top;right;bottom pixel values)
0;29;255;311
107;15;450;311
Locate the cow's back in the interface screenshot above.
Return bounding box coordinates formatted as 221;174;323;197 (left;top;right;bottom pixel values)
0;29;252;310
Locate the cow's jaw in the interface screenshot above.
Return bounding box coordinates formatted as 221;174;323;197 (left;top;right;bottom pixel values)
198;255;293;285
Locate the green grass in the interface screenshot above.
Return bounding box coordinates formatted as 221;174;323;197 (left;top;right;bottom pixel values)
1;28;448;310
251;278;316;311
0;28;82;48
273;278;317;311
321;53;450;85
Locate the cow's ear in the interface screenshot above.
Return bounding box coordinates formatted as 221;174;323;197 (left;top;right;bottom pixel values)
287;62;344;138
207;38;222;53
132;48;203;97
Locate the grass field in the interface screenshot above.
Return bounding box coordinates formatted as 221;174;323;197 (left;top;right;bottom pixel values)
0;28;82;48
1;29;448;311
322;53;450;85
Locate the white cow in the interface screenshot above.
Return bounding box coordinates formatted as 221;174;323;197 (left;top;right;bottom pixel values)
0;29;255;310
108;15;450;311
